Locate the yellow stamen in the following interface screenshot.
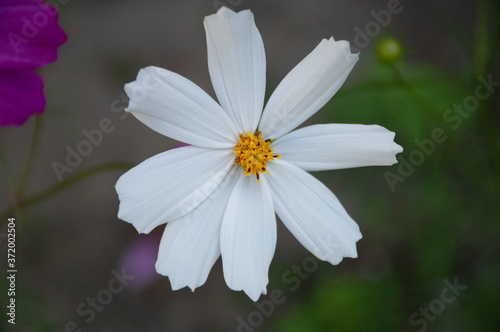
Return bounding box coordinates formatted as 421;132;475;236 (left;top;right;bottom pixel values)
233;130;280;183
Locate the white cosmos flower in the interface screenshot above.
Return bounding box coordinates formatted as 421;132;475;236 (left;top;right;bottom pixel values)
116;6;403;301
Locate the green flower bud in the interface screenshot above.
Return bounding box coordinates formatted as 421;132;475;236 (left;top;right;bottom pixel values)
376;37;403;64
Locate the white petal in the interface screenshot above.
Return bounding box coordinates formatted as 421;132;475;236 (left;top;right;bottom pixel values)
155;169;238;291
272;124;403;171
267;160;362;265
204;7;266;134
221;173;276;301
260;38;358;139
125;66;238;148
116;146;234;234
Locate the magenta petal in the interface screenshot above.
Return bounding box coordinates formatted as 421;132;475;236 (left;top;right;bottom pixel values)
0;69;45;126
0;0;67;70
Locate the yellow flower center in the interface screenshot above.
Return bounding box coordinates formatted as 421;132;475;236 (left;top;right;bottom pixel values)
233;130;280;182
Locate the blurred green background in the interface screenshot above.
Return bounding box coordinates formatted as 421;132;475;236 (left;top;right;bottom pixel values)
1;0;499;331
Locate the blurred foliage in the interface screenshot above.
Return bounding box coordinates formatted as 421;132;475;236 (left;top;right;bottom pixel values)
274;276;405;332
269;25;500;332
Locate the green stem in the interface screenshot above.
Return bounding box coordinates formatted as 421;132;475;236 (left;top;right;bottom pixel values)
390;64;443;123
0;162;132;224
8;182;25;231
18;115;42;197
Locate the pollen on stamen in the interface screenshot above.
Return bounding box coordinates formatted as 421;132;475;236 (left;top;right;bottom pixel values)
233;130;280;182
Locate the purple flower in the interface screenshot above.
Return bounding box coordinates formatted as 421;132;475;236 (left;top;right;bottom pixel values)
118;233;162;291
0;0;66;126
